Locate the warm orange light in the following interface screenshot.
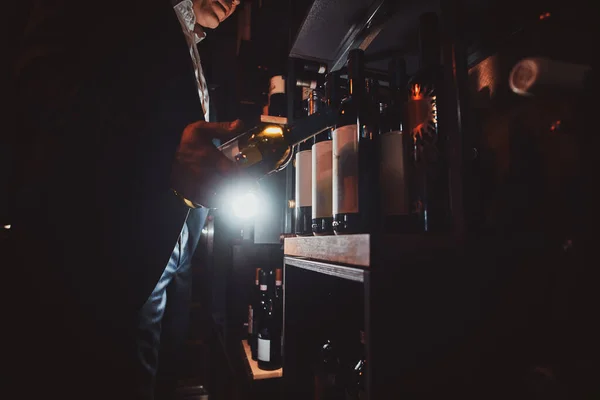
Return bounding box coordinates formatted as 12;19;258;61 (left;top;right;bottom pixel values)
411;84;423;100
539;12;551;20
263;126;283;136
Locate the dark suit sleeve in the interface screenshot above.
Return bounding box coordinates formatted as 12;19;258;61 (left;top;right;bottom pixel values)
12;0;196;326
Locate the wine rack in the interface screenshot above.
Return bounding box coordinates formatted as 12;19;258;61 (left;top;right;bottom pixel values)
282;233;462;400
281;0;597;399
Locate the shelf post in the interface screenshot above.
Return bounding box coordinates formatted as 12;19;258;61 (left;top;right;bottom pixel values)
440;0;472;241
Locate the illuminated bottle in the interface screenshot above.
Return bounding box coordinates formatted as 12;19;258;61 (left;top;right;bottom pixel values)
405;12;451;232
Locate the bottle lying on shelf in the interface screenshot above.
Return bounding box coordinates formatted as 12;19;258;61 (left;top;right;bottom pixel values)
508;57;592;97
218;109;337;180
314;339;345;400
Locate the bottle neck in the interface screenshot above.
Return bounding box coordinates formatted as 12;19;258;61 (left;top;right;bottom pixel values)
347;49;365;99
308;90;321;116
418;13;441;70
325;72;341;110
389;56;407;105
299;139;312;151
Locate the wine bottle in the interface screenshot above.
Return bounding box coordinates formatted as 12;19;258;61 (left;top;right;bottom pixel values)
312;73;342;235
380;56;417;233
332;49;381;234
274;268;284;359
315;339;345;400
295;90;322;236
218;110;337;181
508;57;592;97
257;270;282;370
274;268;283;308
303;61;328;75
405;12;451;232
295;137;312;236
268;75;287;117
249;267;261;360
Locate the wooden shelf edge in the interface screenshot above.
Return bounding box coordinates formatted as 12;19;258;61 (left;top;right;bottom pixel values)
284;256;366;283
284;233;458;266
284;234;370;267
241;340;283;380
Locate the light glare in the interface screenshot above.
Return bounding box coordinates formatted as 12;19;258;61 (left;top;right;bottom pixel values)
232;192;259;219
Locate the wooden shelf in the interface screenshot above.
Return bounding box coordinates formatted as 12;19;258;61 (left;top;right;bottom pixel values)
241;340;283;380
284;234;370;267
284;234;457;267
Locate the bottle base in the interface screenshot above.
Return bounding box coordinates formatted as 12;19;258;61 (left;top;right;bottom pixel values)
332;213;361;235
295;206;313;237
312;217;333;236
257;362;282;371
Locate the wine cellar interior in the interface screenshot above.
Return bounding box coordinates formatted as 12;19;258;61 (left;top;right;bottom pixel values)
3;0;598;399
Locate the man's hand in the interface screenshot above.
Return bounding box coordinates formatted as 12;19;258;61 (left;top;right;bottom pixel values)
193;0;240;29
171;119;245;208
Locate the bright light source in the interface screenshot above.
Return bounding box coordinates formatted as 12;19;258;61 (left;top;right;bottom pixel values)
201;227;208;235
231;192;259;219
263;126;283;136
3;225;11;230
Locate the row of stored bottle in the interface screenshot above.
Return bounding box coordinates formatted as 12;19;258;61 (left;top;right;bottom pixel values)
294;11;450;236
314;330;366;400
247;268;283;371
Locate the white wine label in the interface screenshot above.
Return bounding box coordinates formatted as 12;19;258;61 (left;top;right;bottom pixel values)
260;114;288;125
295;150;312;207
332;124;359;215
269;75;285;96
276;280;282;286
260;285;267;291
312;140;333;219
380;131;409;216
248;306;253;334
258;338;271;362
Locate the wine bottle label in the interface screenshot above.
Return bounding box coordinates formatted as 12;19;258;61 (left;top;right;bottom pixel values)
312;140;333;219
258;338;271;362
260;284;267;291
275;280;282;286
332;124;359;215
380;131;409;215
295;150;312;207
269;75;285;96
248;306;253;334
260;114;287;125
